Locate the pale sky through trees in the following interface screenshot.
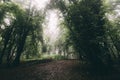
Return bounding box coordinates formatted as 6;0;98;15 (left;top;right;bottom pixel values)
31;0;61;44
3;0;120;44
11;0;61;44
43;10;60;44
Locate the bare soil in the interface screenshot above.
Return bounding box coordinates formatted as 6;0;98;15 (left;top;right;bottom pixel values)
0;60;120;80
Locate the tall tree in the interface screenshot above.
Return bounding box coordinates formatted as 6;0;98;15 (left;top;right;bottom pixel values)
0;2;44;66
49;0;113;68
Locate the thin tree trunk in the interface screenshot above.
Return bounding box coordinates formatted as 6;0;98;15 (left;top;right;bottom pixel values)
6;44;16;66
0;44;7;64
13;31;29;66
0;28;12;64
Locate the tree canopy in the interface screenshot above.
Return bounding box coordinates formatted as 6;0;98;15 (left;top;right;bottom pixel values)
0;2;44;66
0;0;120;68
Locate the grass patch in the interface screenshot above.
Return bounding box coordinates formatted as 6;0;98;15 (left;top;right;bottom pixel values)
41;54;67;60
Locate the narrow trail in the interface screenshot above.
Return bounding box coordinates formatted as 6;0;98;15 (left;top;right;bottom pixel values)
0;60;120;80
0;60;82;80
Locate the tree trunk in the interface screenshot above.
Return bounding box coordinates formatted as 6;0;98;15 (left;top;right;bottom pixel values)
13;31;28;66
0;39;10;64
0;28;13;64
0;45;6;64
6;44;16;66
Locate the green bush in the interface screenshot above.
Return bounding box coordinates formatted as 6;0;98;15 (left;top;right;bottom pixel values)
41;54;67;60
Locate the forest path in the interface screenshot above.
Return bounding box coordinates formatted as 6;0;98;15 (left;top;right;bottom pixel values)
0;60;120;80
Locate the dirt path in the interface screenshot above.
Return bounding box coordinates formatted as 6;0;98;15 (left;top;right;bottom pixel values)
0;60;120;80
0;60;81;80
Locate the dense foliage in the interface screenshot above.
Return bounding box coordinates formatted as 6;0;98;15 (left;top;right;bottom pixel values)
0;2;44;66
48;0;120;68
0;0;120;69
